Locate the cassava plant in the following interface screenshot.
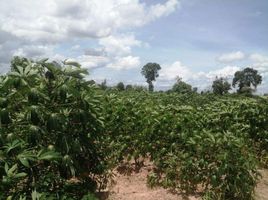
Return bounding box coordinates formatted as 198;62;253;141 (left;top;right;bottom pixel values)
0;57;107;199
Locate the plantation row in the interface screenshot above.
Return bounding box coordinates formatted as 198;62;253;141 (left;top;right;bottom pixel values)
0;58;268;199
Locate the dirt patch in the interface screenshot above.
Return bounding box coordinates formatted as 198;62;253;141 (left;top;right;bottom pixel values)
255;169;268;200
99;161;199;200
98;162;268;200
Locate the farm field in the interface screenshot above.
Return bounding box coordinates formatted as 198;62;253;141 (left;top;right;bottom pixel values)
0;58;268;200
1;0;268;199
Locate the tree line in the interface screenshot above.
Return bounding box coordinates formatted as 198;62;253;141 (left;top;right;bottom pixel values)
142;62;262;95
108;62;262;95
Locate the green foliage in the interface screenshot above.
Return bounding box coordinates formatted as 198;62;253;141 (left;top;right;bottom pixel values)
132;85;147;92
212;77;231;95
102;91;268;199
0;57;108;199
125;84;133;90
99;79;107;90
141;63;161;91
152;131;259;199
171;77;194;94
116;82;125;91
232;67;262;94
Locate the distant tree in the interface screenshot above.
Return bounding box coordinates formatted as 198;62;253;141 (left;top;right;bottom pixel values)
132;85;147;92
116;82;125;91
192;87;198;93
201;89;212;94
124;84;146;92
141;63;161;92
125;84;133;90
87;80;96;85
172;77;193;94
100;79;107;90
212;77;231;95
232;67;262;94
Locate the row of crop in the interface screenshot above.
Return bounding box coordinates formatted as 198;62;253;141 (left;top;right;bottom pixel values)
102;91;268;199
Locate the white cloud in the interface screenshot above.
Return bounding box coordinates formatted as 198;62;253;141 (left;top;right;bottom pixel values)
71;55;110;69
217;51;245;63
71;45;81;51
12;45;54;58
160;61;239;82
69;54;140;70
84;48;106;57
159;61;192;81
249;53;268;73
0;0;179;42
99;34;141;56
75;33;142;70
148;0;180;21
250;53;268;63
0;0;179;71
107;56;140;70
61;32;143;70
205;65;240;79
11;45;66;65
158;60;240;91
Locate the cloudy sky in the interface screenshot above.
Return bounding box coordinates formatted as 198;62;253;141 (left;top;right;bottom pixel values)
0;0;268;92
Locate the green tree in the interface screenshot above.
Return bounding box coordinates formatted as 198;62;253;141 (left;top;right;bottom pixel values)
232;68;262;94
125;84;133;90
133;85;147;92
99;79;107;90
116;82;125;91
212;77;231;95
172;77;193;94
88;79;96;85
141;63;161;92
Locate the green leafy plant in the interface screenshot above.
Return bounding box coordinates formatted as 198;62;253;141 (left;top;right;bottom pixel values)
0;57;108;199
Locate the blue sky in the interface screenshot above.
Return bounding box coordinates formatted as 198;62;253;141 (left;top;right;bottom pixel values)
0;0;268;92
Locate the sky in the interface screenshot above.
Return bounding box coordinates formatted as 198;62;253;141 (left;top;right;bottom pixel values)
0;0;268;92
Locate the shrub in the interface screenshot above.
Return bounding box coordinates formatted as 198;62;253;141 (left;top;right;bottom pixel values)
0;57;107;199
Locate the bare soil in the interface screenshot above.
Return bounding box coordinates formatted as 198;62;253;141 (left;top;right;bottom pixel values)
255;169;268;200
98;160;200;200
97;161;268;200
